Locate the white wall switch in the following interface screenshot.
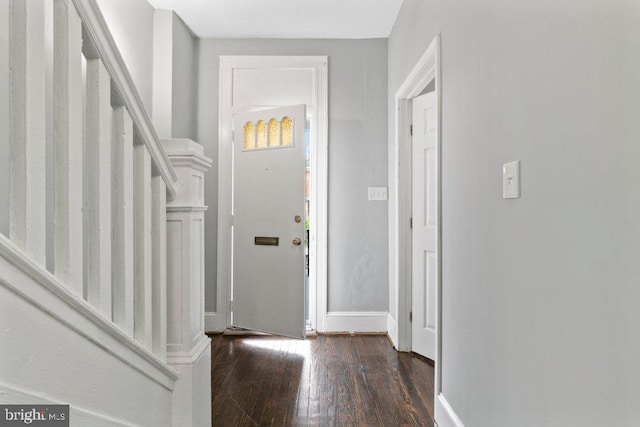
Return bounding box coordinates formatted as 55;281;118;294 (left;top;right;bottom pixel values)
503;161;520;199
368;187;388;201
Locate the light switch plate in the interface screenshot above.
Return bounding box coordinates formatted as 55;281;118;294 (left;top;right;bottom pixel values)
368;187;388;201
503;161;520;199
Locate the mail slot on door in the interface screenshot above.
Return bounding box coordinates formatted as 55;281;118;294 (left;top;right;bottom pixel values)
255;236;279;246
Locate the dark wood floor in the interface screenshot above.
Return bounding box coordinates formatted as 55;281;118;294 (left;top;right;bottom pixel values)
210;334;435;426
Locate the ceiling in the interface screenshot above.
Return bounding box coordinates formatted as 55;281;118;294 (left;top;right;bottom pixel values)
146;0;405;39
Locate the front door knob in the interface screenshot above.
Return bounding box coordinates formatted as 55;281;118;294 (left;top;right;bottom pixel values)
292;238;302;246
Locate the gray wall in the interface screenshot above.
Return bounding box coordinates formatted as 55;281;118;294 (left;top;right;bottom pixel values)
171;14;197;140
389;0;640;425
96;0;155;113
197;38;389;313
0;0;9;237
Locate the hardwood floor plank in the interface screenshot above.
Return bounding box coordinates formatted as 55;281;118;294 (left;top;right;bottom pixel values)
209;334;435;426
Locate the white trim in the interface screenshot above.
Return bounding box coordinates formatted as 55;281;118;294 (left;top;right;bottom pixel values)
312;63;329;333
396;45;438;99
0;234;178;390
217;56;329;333
386;313;398;347
392;34;447;426
391;36;441;358
166;334;211;366
205;312;225;332
72;0;177;199
0;382;133;427
394;95;413;353
435;393;465;427
324;312;388;333
434;35;444;398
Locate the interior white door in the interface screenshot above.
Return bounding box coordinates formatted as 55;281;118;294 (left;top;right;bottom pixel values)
232;104;307;338
411;92;438;359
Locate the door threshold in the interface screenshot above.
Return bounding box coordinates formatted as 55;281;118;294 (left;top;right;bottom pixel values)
223;327;270;336
223;326;317;338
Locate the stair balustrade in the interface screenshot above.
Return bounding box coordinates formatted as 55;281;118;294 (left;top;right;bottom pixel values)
2;0;178;365
0;2;217;423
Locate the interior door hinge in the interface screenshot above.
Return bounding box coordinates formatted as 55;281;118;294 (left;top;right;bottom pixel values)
230;214;234;226
410;217;413;229
409;312;413;322
229;300;233;312
410;124;413;136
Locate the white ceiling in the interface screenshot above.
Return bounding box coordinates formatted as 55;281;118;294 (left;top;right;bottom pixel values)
146;0;404;39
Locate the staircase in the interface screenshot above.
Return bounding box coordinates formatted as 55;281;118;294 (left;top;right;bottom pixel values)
0;1;211;425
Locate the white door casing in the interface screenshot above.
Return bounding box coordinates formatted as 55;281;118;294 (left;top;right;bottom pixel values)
391;35;444;424
217;56;328;333
232;105;307;338
411;92;438;360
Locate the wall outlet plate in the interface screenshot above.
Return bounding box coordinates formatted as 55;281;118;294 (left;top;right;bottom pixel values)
368;187;388;201
503;161;520;199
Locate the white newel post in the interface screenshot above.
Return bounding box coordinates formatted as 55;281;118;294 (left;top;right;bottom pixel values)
164;139;212;427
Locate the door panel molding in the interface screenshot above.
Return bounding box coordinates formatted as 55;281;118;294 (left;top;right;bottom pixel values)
411;92;438;359
216;56;328;332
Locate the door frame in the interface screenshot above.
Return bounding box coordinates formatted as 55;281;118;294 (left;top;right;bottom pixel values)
391;35;442;389
216;56;329;332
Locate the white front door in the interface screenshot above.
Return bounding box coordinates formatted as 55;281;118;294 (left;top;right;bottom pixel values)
411;92;437;359
232;105;307;338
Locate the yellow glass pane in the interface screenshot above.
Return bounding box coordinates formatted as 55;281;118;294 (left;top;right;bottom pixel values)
281;117;293;146
256;120;267;148
244;122;255;150
268;118;280;147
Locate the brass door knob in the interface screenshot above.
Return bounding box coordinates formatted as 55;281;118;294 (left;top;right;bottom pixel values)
292;238;302;246
294;215;302;223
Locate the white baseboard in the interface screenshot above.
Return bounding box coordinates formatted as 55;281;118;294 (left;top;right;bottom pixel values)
386;313;398;347
323;311;388;333
435;393;465;427
208;311;389;334
205;312;225;332
0;382;131;426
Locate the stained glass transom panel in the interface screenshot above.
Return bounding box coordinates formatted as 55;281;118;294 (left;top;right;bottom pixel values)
256;120;267;148
268;119;280;147
242;116;295;151
244;122;255;150
281;117;293;146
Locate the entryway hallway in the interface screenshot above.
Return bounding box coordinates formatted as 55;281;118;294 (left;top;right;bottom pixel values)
210;334;435;426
